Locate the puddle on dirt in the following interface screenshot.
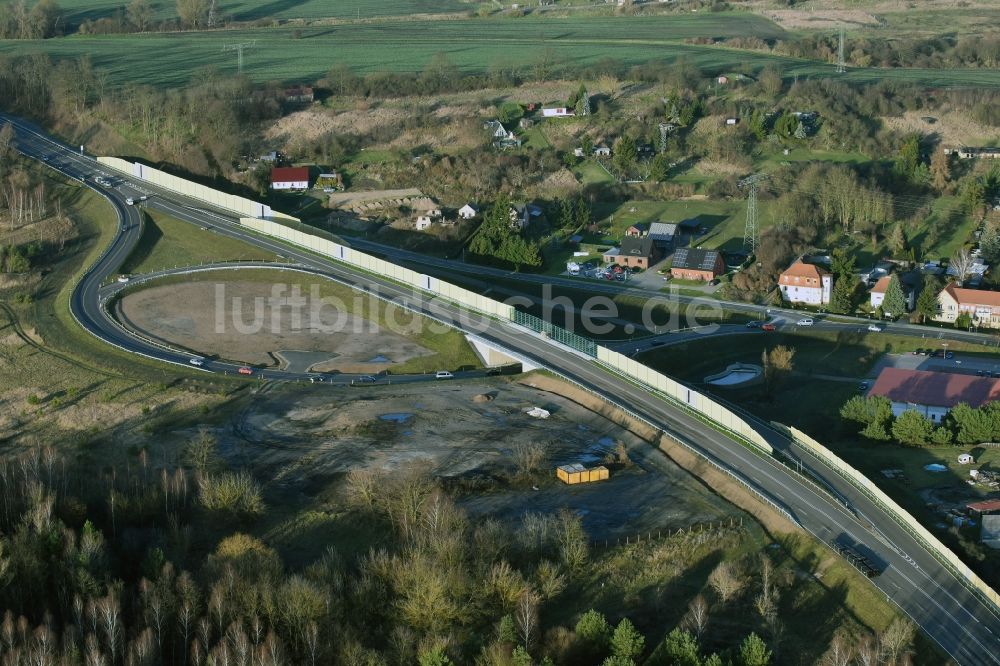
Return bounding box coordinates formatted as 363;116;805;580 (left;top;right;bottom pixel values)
578;436;616;464
368;355;390;363
379;412;414;423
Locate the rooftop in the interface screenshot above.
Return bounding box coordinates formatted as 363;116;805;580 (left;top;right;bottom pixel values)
648;222;677;239
869;367;1000;409
968;499;1000;513
780;260;829;282
672;248;720;271
270;166;309;183
620;236;656;257
943;284;1000;308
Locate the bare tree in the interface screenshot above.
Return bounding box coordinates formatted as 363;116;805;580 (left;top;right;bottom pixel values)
708;561;744;605
879;618;914;665
950;248;973;286
511;442;545;480
514;590;539;651
682;594;709;640
821;632;852;666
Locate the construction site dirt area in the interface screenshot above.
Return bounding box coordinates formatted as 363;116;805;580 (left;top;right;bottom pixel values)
117;279;433;371
215;378;741;541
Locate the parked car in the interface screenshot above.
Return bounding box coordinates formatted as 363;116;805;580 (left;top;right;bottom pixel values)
858;381;869;392
945;351;954;359
358;375;377;383
912;348;923;355
237;366;253;375
745;321;762;329
977;369;985;376
435;371;454;379
796;318;814;326
762;323;776;332
867;324;883;332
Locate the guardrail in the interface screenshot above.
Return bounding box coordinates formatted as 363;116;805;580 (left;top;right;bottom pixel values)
97;156;1000;617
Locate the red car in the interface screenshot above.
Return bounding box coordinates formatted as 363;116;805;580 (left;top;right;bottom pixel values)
762;323;776;332
238;366;253;375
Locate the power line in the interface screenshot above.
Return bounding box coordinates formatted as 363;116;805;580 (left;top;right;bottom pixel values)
837;26;846;74
222;41;257;75
739;174;769;253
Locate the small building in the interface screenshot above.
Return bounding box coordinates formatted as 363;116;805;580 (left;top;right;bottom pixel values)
968;499;1000;516
625;223;648;238
717;75;729;85
415;215;436;231
458;203;479;220
958;453;975;465
542;107;575;118
947;147;1000;160
935;284;1000;328
259;151;279;163
981;514;1000;550
779;259;832;305
725;117;739;126
557;463;609;485
648;222;677;246
670;248;724;281
573;147;586;158
283;85;314;104
519;117;534;129
869;275;915;314
270;166;310;190
485;119;521;149
869;367;1000;423
606;236;660;270
637;144;655;158
593;145;611;157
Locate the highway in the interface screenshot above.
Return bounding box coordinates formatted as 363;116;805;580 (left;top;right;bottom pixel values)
4;113;1000;665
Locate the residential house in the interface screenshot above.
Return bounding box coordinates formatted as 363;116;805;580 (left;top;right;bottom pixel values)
593;146;611;157
484;120;521;149
458;204;479;220
270;166;309;190
542;107;574;118
415;215;436;231
868;367;1000;423
936;284;1000;328
573;147;585;158
637;144;655;159
779;260;832;305
648;222;677;246
869;275;914;314
670;248;724;281
946;147;1000;159
604;236;660;269
509;203;539;231
283;86;314;104
625;223;648;238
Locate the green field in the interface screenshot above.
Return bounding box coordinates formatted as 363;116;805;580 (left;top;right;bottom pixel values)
58;0;472;26
5;14;999;89
120;208;278;274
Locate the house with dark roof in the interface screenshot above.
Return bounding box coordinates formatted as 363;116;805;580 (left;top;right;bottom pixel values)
648;222;677;245
625;222;648;238
868;367;1000;423
670;248;724;281
604;236;660;269
936;284;1000;328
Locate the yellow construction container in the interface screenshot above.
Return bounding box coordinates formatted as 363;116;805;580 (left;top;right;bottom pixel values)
557;464;609;485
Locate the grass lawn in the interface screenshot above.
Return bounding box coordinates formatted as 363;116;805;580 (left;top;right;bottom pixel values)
521;126;551;150
120;208;279;274
572;160;616;186
912;195;977;263
596;199;760;252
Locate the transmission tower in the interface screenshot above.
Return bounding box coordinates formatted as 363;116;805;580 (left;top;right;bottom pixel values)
223;41;257;75
738;174;769;253
836;27;846;73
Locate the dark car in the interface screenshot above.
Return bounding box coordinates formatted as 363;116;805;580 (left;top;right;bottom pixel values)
858;382;869;392
762;323;776;332
912;348;922;355
945;351;954;359
977;370;985;376
358;375;377;383
746;321;762;329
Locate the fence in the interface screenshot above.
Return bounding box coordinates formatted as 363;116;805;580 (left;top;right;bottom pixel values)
98;157;1000;615
777;424;1000;613
97;157;298;222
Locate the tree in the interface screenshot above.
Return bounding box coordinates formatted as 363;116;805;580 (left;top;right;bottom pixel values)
127;0;153;31
881;274;907;318
979;225;1000;264
793;121;807;140
892;410;934;446
894;134;921;183
759;65;783;97
612;135;637;176
887;224;907;257
708;561;743;604
737;633;772;666
176;0;210;28
761;345;795;397
498;102;524;125
575;609;611;655
682;595;709;641
949;403;994;444
418;647;452;666
829;276;857;315
609;618;644;662
930;148;951;191
649;153;671;182
840;395;892;426
915;275;941;323
950;248;973;286
653;629;700;666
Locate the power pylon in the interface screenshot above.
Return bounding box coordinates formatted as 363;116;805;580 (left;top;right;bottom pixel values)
836;27;846;73
738;174;769;253
223;41;257;75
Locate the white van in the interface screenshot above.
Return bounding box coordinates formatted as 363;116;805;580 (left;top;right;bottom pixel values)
189;358;205;367
125;198;135;206
435;371;454;380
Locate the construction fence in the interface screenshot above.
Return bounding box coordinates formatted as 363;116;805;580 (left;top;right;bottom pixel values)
101;158;999;614
780;424;1000;613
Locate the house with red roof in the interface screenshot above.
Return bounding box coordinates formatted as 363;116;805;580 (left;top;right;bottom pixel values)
936;284;1000;328
778;259;832;305
270;166;310;190
868;367;1000;423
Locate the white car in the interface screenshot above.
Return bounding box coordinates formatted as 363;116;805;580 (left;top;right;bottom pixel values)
189;358;205;367
435;370;454;379
117;275;130;283
125;198;135;206
867;324;883;332
796;318;814;326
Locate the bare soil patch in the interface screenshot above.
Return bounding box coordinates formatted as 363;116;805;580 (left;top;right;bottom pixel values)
117;280;432;371
882;110;1000;148
210;377;741;540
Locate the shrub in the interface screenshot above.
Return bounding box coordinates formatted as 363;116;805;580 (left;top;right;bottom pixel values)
198;471;265;518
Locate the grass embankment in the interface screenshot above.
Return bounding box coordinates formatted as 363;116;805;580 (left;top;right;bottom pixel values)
120;208;278;274
125;267;482;374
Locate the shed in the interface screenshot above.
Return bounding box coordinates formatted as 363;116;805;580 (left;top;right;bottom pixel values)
556;464;609;485
968;498;1000;515
959;453;975;465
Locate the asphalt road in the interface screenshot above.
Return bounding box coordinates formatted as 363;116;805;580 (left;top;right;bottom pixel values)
5;113;1000;665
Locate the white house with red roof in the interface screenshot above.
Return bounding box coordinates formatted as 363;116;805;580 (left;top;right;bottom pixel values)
868;367;1000;423
270;166;310;190
778;259;832;305
936;284;1000;328
869;275;915;315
